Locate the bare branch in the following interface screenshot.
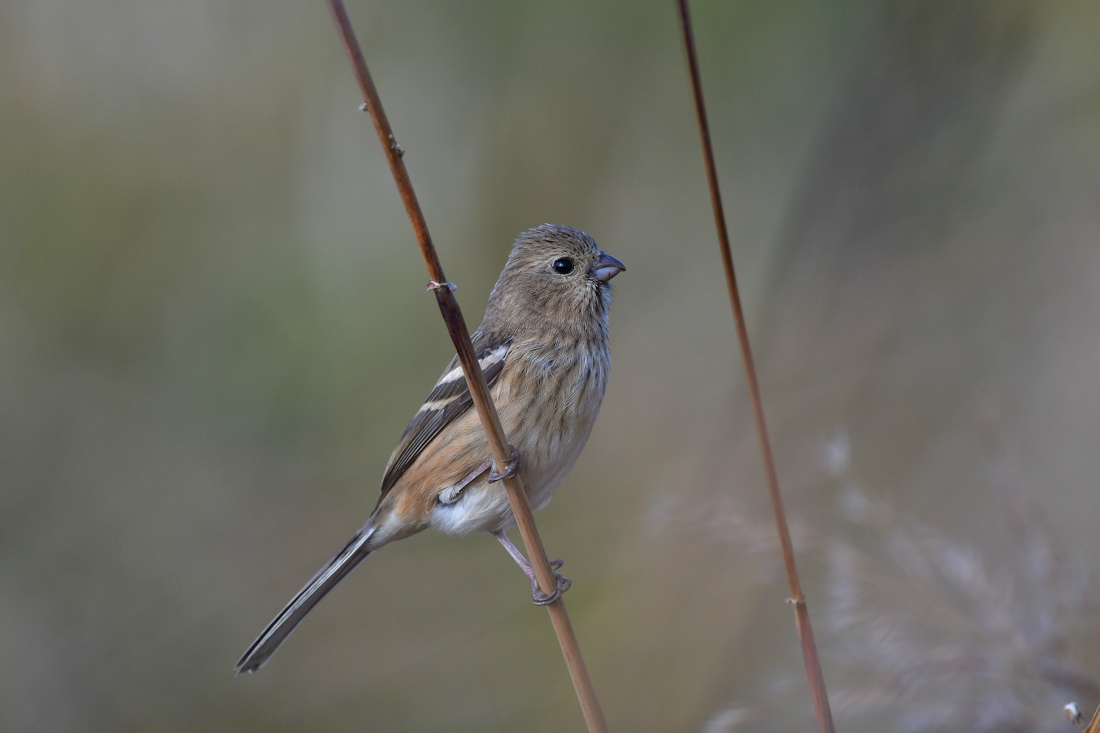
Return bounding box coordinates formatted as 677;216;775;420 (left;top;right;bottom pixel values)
325;3;609;731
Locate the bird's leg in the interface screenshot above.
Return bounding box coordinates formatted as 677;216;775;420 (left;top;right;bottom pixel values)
437;458;492;505
437;445;519;505
487;445;521;483
492;530;570;605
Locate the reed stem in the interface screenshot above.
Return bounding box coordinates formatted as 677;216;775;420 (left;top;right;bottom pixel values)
676;2;836;731
325;3;609;731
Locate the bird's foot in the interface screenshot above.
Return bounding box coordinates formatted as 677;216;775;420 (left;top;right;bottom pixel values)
531;560;571;606
487;445;521;483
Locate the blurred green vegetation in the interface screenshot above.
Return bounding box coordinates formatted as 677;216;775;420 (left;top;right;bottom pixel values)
2;1;1099;731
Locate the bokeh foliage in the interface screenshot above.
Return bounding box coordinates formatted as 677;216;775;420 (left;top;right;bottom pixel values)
2;1;1098;731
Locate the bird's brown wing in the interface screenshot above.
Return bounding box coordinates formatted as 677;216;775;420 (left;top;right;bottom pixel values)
378;335;512;499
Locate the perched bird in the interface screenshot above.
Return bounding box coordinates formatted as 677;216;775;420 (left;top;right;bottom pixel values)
235;224;625;674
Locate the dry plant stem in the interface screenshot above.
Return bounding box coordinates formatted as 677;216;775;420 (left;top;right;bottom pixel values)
675;2;836;732
1087;706;1100;733
325;3;608;732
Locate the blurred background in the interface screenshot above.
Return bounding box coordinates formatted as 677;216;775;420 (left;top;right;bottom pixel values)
2;0;1099;731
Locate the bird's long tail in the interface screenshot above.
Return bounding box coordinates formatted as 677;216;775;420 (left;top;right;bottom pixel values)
235;524;376;674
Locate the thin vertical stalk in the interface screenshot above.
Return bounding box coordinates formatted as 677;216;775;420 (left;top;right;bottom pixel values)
1087;705;1100;733
325;3;608;732
676;2;836;732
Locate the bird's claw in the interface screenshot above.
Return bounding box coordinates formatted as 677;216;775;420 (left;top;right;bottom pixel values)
488;445;521;483
530;561;571;606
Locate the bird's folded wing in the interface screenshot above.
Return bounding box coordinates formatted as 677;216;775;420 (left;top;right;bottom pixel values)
378;335;512;498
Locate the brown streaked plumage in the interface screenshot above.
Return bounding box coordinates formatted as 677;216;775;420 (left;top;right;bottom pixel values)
235;225;624;674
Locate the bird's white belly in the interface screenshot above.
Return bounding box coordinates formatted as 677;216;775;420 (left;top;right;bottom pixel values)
427;419;594;536
429;480;513;535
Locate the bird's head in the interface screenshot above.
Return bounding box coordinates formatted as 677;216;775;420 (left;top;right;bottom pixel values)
484;224;625;335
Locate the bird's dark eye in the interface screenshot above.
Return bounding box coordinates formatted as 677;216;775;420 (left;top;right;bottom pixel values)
552;258;574;275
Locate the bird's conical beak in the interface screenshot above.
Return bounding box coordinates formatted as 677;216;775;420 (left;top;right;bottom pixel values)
592;252;626;282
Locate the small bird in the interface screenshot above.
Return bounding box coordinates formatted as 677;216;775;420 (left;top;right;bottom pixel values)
235;224;624;674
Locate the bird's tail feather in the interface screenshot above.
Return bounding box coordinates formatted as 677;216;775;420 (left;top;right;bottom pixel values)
235;524;376;674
